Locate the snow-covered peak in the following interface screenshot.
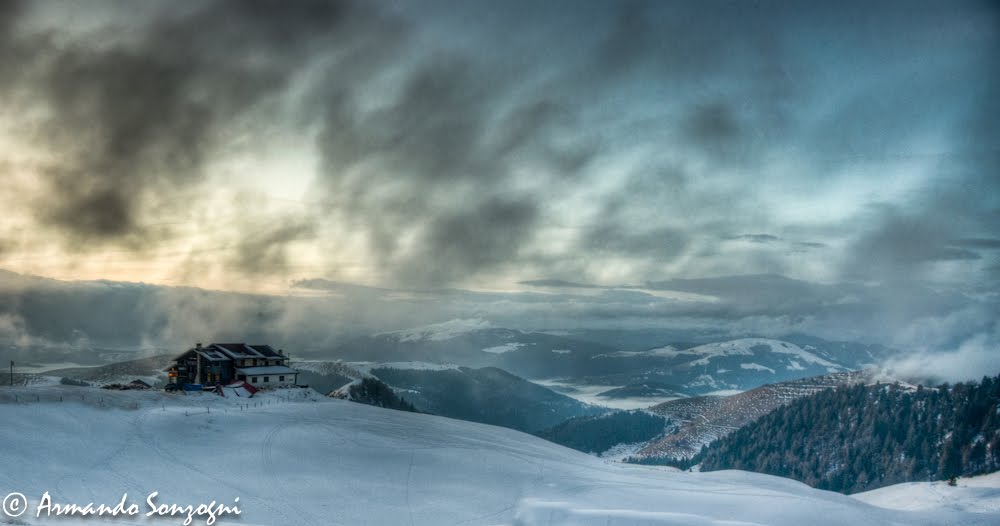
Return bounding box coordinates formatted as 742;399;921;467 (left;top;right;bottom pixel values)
680;338;843;369
594;345;678;358
381;317;494;342
482;342;526;354
348;361;462;373
294;359;371;379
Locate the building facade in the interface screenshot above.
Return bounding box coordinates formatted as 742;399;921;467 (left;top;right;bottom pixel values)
167;343;299;388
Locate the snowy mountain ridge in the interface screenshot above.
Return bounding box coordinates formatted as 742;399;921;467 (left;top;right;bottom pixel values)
325;329;879;399
378;317;498;342
678;338;844;371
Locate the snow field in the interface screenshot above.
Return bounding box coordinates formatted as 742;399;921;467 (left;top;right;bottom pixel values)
0;385;997;526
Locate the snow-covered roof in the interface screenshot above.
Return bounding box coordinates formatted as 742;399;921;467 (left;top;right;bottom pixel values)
210;343;265;359
248;344;283;358
204;343;285;359
236;366;298;375
172;343;287;364
221;386;255;398
197;348;231;361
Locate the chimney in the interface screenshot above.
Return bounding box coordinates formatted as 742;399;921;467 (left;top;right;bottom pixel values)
195;342;202;385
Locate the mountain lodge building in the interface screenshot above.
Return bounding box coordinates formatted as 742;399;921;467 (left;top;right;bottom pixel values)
167;343;299;388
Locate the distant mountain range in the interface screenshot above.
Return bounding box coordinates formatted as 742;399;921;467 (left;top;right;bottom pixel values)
326;322;901;397
32;329;898;402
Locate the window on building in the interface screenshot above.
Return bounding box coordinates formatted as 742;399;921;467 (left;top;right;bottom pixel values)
251;377;258;383
279;376;285;382
264;376;269;382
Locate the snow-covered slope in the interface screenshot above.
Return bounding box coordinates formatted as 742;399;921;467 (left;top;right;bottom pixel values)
683;338;833;362
853;472;1000;513
0;385;996;525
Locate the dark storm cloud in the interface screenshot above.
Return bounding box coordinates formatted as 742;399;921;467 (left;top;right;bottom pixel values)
686;103;742;142
843;206;992;281
231;217;316;275
401;197;540;285
682;102;754;162
583;224;689;261
4;0;992;290
309;18;611;286
0;0;996;374
0;0;37;98
0;0;21;51
307;0;875;287
589;0;657;79
6;0;351;246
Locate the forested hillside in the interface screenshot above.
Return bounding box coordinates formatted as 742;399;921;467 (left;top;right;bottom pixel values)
369;366;604;432
536;410;668;455
335;377;419;413
689;375;1000;493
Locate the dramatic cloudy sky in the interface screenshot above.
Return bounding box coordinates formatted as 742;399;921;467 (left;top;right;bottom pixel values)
0;0;997;373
